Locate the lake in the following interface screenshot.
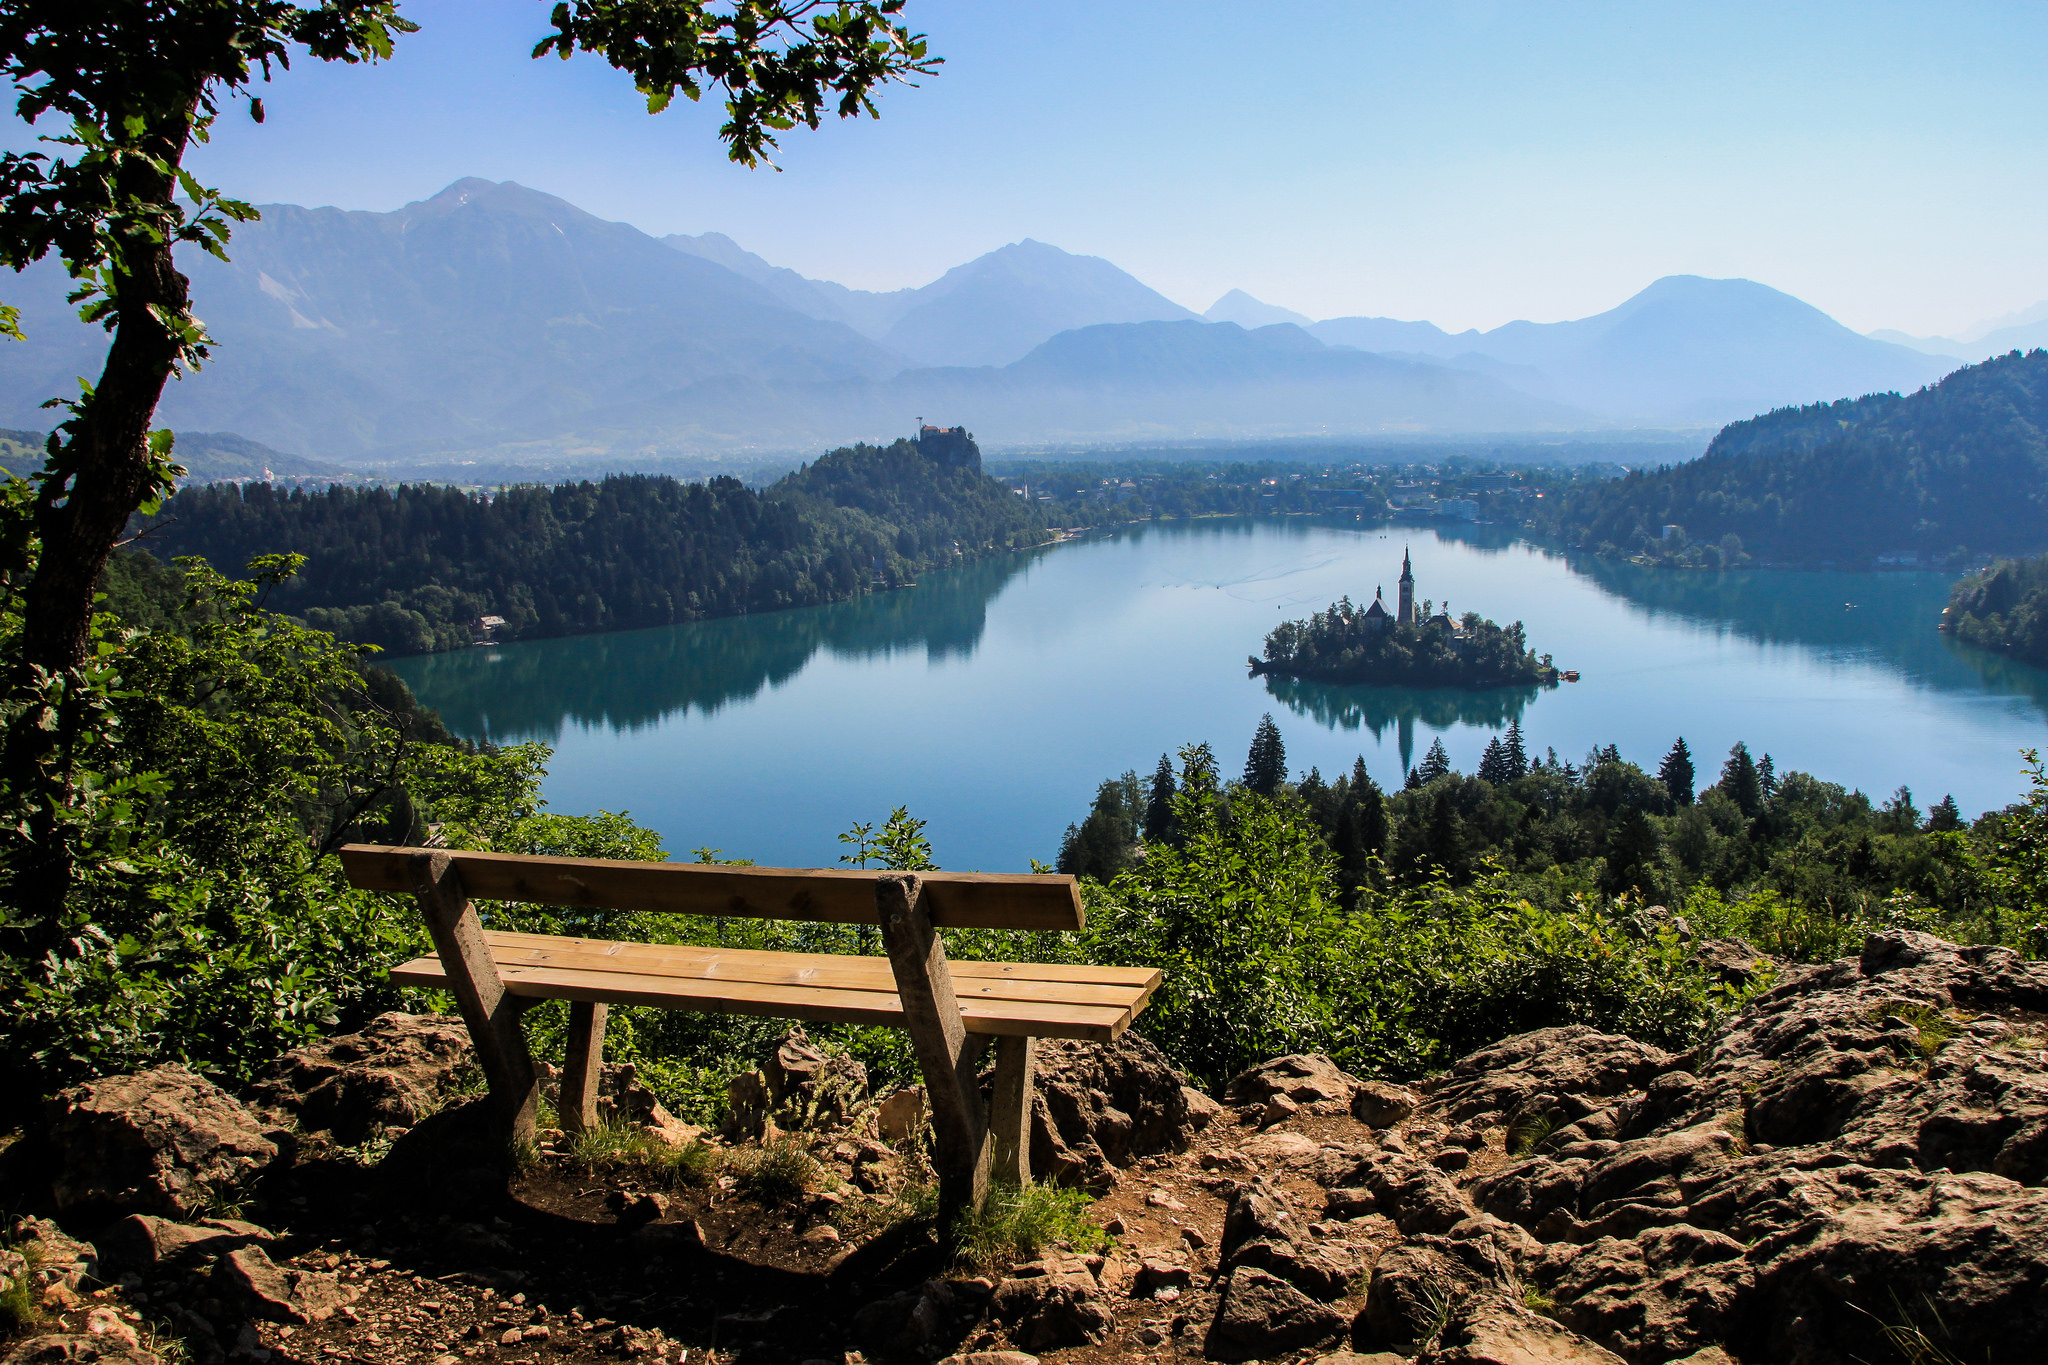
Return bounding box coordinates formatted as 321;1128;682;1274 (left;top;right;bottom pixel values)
391;519;2048;872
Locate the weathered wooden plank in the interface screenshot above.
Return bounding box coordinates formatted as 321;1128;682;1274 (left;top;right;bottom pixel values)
990;1035;1035;1188
387;956;1134;1041
877;873;991;1222
560;1000;607;1135
408;851;538;1146
476;936;1153;1010
340;844;1083;931
482;930;1159;989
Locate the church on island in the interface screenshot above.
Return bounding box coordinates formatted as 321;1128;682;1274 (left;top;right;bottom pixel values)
1355;547;1457;634
1251;546;1556;689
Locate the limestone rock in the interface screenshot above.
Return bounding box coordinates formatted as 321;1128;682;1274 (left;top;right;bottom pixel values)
213;1245;359;1323
1030;1030;1206;1187
1425;1303;1629;1364
1209;1266;1345;1358
94;1214;273;1274
854;1277;992;1360
990;1268;1111;1351
3;1336;163;1365
34;1065;277;1219
878;1086;925;1143
1224;1054;1359;1108
1352;1080;1423;1128
763;1026;869;1129
244;1011;473;1143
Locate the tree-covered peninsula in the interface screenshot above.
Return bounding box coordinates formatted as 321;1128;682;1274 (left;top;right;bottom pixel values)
131;428;1045;654
1254;597;1552;688
1946;553;2048;667
1531;348;2048;567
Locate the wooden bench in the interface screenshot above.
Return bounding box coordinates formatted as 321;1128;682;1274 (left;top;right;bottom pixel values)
337;844;1160;1218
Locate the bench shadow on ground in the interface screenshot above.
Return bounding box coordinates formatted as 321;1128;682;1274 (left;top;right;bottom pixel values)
250;1102;953;1365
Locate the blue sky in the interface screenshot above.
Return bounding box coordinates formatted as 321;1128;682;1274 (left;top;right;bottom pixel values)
88;1;2048;335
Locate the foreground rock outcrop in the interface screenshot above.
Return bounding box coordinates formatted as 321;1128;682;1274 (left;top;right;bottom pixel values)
7;929;2048;1365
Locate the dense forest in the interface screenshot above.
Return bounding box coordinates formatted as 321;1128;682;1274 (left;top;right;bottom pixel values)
1947;552;2048;667
132;429;1046;654
1256;598;1551;687
1060;714;2016;945
1530;348;2048;566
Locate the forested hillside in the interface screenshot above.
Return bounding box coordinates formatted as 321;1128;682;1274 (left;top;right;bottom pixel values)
136;431;1045;654
1947;553;2048;667
1533;348;2048;565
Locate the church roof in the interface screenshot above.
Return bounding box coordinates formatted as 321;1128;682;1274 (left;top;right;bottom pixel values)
1363;596;1389;618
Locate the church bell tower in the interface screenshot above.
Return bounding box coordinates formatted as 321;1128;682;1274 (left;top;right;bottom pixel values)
1398;546;1415;625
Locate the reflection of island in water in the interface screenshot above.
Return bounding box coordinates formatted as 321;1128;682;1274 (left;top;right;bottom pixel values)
393;547;1043;742
1560;551;2048;717
1262;673;1543;772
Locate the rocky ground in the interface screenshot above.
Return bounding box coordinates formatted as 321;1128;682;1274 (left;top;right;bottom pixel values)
4;929;2047;1365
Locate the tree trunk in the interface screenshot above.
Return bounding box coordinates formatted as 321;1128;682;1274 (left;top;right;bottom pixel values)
2;121;193;948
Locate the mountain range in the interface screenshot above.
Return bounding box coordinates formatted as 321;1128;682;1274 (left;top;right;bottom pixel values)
0;177;1970;466
1869;300;2048;364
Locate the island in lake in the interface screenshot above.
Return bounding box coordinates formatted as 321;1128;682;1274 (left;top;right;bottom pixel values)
1250;547;1559;688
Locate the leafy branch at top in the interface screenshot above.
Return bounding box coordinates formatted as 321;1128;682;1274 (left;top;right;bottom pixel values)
536;0;939;166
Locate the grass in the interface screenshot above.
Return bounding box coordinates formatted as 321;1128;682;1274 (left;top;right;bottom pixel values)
728;1134;821;1205
1;1242;43;1334
567;1122;721;1189
1519;1284;1558;1319
949;1182;1111;1272
1508;1111;1559;1157
1870;1001;1963;1061
1847;1289;1979;1365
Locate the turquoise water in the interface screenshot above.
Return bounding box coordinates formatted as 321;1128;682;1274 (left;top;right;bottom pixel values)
391;519;2048;872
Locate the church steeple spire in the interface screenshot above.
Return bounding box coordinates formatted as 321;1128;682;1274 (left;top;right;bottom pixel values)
1397;545;1416;625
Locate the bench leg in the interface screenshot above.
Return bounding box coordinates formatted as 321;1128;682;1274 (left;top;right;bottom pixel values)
990;1035;1035;1187
561;1000;608;1135
876;873;991;1226
407;851;539;1149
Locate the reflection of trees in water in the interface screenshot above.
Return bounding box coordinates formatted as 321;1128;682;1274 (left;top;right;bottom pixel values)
395;547;1042;742
1560;551;2048;716
1263;674;1542;771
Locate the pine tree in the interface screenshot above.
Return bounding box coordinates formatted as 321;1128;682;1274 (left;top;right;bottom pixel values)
1928;794;1964;832
1658;737;1696;807
1244;713;1288;796
1477;737;1510;785
1143;754;1178;843
1409;737;1452;788
1720;742;1762;817
1603;806;1664;897
1758;753;1778;801
1504;720;1528;778
1423;788;1466;879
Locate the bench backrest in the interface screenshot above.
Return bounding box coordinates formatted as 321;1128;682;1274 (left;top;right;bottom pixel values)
336;844;1084;931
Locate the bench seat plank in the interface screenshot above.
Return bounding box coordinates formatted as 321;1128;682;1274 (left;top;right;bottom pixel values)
476;932;1161;1012
486;929;1158;988
389;943;1150;1042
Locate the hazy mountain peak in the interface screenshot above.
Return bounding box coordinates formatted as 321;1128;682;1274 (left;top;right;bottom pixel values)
1205;289;1313;328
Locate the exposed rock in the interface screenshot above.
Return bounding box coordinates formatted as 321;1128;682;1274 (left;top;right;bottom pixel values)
213;1244;359;1322
31;1065;278;1219
763;1026;869;1129
878;1086;925;1143
1423;930;2048;1364
855;1277;993;1359
989;1265;1111;1352
1209;1266;1345;1358
1225;1054;1359;1108
1692;937;1766;989
723;1069;773;1143
1352;1080;1423;1128
1327;1149;1469;1236
1031;1030;1207;1187
2;1335;163;1365
244;1011;473;1143
938;1354;1040;1365
94;1214;273;1274
4;1219;96;1292
1424;1303;1629;1364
